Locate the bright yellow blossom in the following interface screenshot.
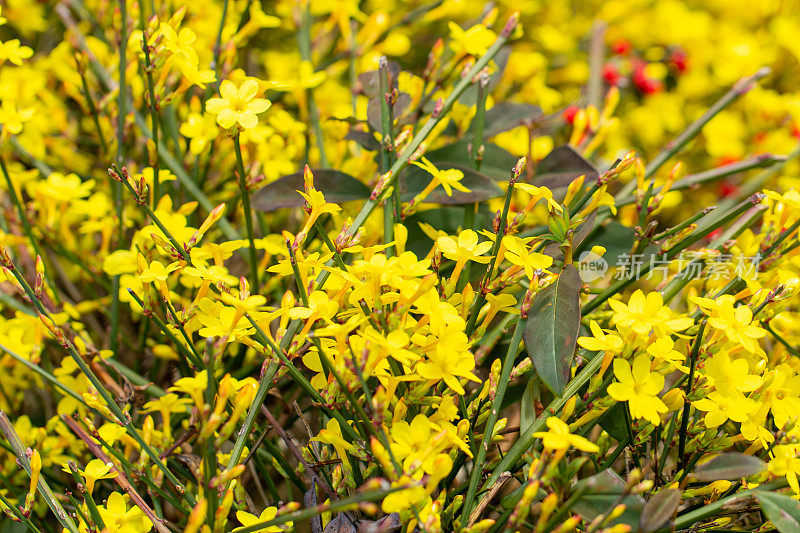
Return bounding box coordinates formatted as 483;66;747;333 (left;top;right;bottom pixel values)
206;79;271;130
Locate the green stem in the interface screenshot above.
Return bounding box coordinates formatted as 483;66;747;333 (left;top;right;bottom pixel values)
0;154;54;295
233;135;259;291
465;166;520;335
5;265;196;507
615;153;786;208
223;17;516;495
482;349;604;490
460;73;488;293
235;485;407;533
678;320;706;470
0;412;80;533
379;57;397;257
461;313;525;526
617;67;770;199
297;2;328;167
76;63;109;154
112;0;128;359
140;27;160;206
669;480;787;531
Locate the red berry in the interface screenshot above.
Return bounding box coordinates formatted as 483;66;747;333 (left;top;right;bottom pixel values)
603;63;622;86
612;39;631;56
669;49;688;73
563;105;579;125
718;182;739;198
632;61;662;94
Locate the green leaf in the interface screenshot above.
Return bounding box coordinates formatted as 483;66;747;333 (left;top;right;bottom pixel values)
468;102;543;139
523;265;582;394
573;470;645;530
573;211;597;248
693;452;766;482
398;164;503;204
533;146;599;196
345;129;380;151
597;402;628;441
640;488;681;532
367;92;411;132
519;377;541;435
251;169;371;212
756;491;800;533
422;140;519;181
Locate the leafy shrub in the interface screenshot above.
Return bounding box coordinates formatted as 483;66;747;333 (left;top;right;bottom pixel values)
0;1;800;533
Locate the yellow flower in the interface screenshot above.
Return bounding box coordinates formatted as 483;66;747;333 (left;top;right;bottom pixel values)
448;22;497;56
578;320;623;354
412;157;470;197
170;370;208;411
0;39;33;66
502;235;553;280
702;351;762;393
437;229;492;264
141;393;192;440
0;99;34;134
234;507;291;532
692;390;757;428
692;295;766;353
97;492;153;532
646;337;688;374
417;340;480;395
769;445;800;494
607;355;667;425
206;79;271;130
533;416;599;452
578;320;624;375
608;289;693;337
61;459;117;495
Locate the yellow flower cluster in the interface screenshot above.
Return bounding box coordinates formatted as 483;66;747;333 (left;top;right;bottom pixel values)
0;1;799;532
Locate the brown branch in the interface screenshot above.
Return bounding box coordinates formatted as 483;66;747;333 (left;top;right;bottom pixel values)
61;415;171;533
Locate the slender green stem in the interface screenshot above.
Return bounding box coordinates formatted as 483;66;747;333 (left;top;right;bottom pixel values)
4;265;196;507
615;153;786;208
0;154;54;295
616;67;770;198
669;480;787;531
584;194;765;315
297;2;328;167
465;168;520;335
114;164;192;263
223;19;516;498
379;57;397;256
461;313;525;526
76;63;109;154
112;0;128;359
126;290;203;368
652;206;716;241
211;0;229;75
0;343;87;408
0;412;80;533
678;320;706;469
140;27;160;206
460;74;488;292
235;485;407;533
66;462;105;530
233;135;259;290
482;349;604;490
0;488;42;533
764;321;800;357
